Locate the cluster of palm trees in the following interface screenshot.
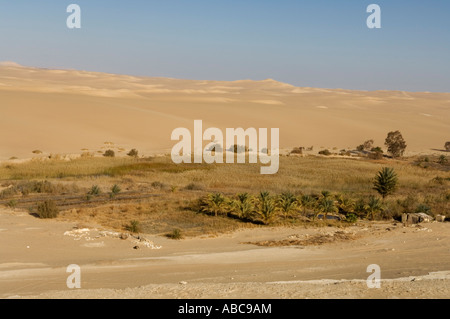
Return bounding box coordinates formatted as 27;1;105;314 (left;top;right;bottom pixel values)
198;190;385;225
197;167;397;225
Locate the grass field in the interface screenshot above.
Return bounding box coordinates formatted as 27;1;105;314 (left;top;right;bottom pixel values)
1;154;449;237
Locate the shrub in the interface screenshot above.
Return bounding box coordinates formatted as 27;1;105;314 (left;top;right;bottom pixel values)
415;204;431;215
127;149;139;157
368;151;383;160
184;183;204;191
6;200;17;209
229;144;249;153
36;200;59;219
103;150;115;157
345;213;358;223
437;155;447;164
126;220;141;233
151;181;166;189
110;184;121;198
166;228;183;240
88;185;101;196
206;143;223;152
318;149;331;156
290;147;303;155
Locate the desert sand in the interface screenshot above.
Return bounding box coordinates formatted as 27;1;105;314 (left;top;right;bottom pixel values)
1;62;449;160
1;207;449;299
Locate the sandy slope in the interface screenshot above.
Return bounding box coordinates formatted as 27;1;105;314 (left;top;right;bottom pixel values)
1;63;449;160
1;207;449;299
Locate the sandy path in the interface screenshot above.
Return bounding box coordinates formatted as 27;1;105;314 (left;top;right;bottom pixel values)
0;208;449;299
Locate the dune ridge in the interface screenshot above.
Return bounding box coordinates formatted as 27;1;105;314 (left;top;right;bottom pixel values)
1;63;449;160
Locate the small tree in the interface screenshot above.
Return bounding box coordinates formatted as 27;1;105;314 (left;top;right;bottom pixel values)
373;167;398;199
445;141;450;152
103;150;115;157
127;149;139;157
385;131;407;158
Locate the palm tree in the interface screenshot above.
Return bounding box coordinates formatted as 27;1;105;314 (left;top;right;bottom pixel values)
373;167;398;199
365;195;383;220
201;193;227;217
300;194;316;216
233;193;254;220
277;192;298;219
257;192;277;225
321;190;332;198
335;194;355;214
317;197;338;220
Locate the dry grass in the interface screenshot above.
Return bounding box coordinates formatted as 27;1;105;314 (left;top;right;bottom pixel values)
0;155;449;237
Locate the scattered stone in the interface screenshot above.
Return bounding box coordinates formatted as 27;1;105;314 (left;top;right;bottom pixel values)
120;233;129;240
133;245;140;250
436;215;446;223
179;281;188;285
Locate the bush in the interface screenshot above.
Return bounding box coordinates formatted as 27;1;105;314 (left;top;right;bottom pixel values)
127;149;139;157
184;183;204;191
88;185;101;196
36;200;59;219
110;184;121;198
206;143;223;152
151;181;166;189
6;200;17;209
166;228;183;240
318;149;331;156
126;220;141;233
290;147;303;155
345;213;358;223
368;151;383;160
103;150;115;157
229;144;249;153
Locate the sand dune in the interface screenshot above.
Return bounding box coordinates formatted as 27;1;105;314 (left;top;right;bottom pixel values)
0;63;449;160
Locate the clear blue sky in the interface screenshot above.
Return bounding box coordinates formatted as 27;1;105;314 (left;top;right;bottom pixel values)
1;0;449;91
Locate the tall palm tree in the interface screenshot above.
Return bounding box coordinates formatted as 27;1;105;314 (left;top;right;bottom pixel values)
277;192;298;219
365;195;383;220
373;167;398;199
